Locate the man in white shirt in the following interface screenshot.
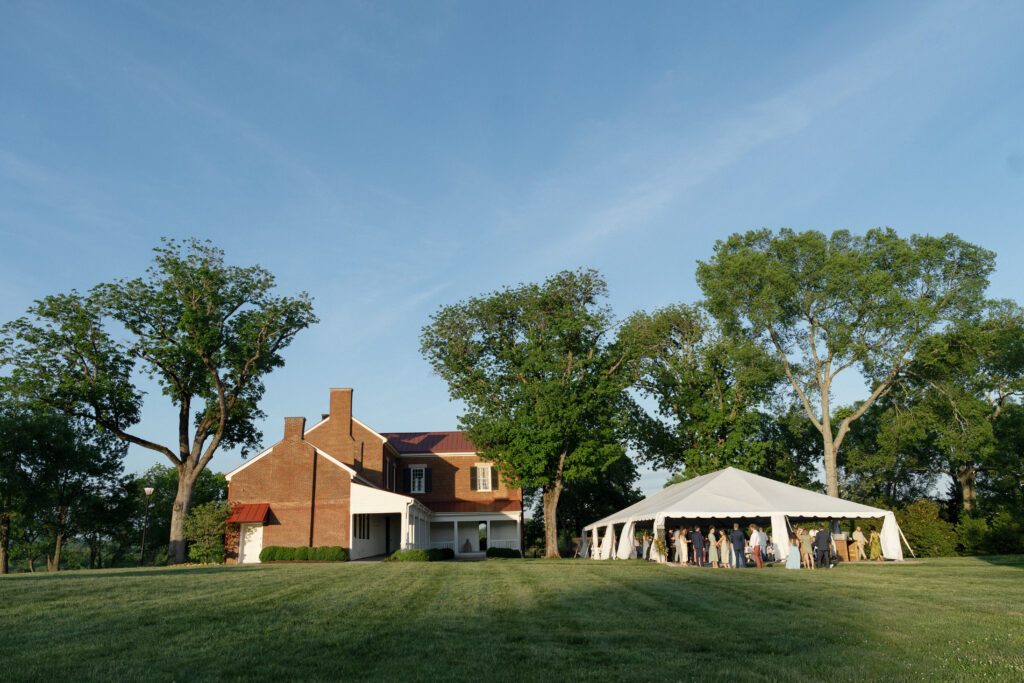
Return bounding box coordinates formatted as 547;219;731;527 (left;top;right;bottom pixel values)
748;524;764;569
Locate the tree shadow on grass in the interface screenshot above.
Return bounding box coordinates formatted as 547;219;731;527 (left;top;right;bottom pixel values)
975;553;1024;569
0;565;247;582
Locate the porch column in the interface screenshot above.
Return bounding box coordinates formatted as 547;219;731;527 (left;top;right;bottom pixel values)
401;505;410;550
516;517;521;551
454;520;459;555
486;519;492;550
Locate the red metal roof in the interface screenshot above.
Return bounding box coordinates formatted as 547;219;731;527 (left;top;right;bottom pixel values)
382;431;476;454
226;503;269;524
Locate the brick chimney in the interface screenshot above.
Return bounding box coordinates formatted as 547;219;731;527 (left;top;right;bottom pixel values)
284;416;306;441
329;388;353;435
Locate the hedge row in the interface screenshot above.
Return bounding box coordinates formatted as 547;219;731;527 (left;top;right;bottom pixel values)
486;547;522;558
258;546;349;562
388;547;455;562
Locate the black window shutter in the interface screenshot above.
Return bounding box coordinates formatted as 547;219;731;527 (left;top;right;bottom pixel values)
425;468;432;493
470;466;478;491
491;468;498;491
402;468;411;493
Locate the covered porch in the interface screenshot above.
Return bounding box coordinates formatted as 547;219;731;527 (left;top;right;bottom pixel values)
429;512;522;557
350;483;433;560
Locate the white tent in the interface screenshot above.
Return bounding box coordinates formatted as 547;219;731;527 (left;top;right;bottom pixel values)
583;467;908;561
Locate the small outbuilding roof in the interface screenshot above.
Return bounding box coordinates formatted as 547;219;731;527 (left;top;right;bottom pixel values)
225;503;270;524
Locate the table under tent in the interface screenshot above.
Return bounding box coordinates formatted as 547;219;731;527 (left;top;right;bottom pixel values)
582;467;910;562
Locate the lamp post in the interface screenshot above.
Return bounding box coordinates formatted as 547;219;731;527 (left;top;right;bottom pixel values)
139;486;155;567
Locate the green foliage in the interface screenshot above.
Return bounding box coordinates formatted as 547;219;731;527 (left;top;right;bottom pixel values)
183;501;230;564
389;549;432;562
257;546;348;562
0;401;128;573
0;238;317;564
137;464;227;562
955;516;990;555
420;269;648;556
986;512;1024;554
623;303;783;477
696;228;995;496
485;547;522;558
897;500;957;557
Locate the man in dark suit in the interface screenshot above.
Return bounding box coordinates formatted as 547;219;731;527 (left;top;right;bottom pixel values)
691;526;705;567
814;525;832;569
729;522;746;568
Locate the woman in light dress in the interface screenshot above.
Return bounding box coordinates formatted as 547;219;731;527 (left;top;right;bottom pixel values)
869;529;883;561
719;528;732;568
707;526;720;568
674;528;686;565
799;529;815;570
785;533;801;569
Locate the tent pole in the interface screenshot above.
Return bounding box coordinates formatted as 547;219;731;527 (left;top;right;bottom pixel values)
896;523;916;558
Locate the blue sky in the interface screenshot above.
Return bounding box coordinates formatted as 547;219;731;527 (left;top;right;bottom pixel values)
2;1;1022;494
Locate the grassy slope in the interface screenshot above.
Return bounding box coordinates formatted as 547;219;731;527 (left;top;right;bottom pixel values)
1;556;1022;681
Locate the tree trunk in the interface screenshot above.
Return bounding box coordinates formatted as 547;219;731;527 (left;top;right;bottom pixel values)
168;466;200;564
541;480;564;558
957;464;977;515
47;529;64;573
0;508;9;575
823;439;839;498
47;505;68;572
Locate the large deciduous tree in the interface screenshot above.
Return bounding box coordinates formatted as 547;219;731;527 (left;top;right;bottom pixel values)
420;269;644;557
0;239;316;564
623;303;782;478
889;302;1024;515
697;228;994;497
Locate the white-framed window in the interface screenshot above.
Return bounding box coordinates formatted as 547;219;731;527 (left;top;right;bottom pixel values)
475;464;493;492
410;465;426;494
354;514;370;540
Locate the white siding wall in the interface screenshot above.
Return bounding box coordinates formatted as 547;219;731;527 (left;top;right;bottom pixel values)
350;515;388;560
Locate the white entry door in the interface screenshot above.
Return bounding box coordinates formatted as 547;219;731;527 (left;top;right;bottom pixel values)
239;523;264;564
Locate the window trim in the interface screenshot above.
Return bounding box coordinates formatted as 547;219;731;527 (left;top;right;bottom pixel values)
476;464;492;492
410;465;426;494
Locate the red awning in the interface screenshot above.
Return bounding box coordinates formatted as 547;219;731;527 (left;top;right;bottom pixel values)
226;503;269;524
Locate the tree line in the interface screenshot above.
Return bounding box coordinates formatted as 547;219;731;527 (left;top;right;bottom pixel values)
2;228;1021;569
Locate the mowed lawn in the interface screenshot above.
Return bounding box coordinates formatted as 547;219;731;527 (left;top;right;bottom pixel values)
2;556;1023;681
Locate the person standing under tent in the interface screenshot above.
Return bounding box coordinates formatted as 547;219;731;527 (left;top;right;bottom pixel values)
641;531;651;560
869;528;883;562
691;526;705;567
749;524;764;569
814;525;832;568
799;529;815;570
707;526;719;568
786;533;802;569
730;523;747;568
673;528;684;565
852;526;868;561
719;529;731;568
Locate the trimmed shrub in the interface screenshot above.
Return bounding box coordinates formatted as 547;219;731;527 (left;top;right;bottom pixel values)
257;546;348;562
313;546;349;562
897;500;957;557
486;547;522;558
390;549;431;562
259;546;281;562
439;547;455;560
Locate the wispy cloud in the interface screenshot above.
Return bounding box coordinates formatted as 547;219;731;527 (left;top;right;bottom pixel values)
503;0;991;265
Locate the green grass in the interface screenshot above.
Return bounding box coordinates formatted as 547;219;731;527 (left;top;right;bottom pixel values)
2;556;1023;681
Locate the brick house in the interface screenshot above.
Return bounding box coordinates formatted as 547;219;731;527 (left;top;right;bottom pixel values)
223;388;524;562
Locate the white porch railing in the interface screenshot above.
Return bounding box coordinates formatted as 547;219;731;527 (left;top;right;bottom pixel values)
431;541;455;551
488;540;519;550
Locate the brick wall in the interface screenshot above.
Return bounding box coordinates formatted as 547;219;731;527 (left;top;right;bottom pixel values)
399;455;522;510
228;416;352;549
